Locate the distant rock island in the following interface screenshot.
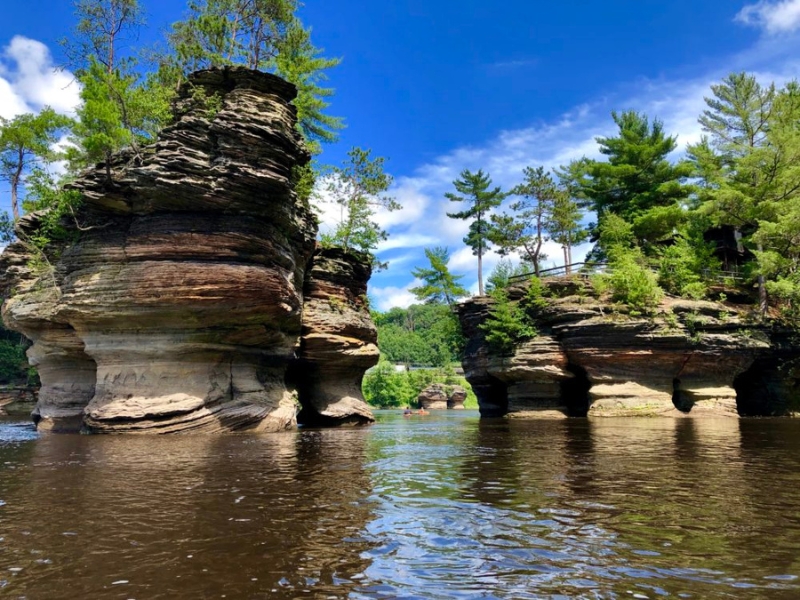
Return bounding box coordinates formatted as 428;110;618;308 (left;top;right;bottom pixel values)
0;67;378;433
458;278;800;418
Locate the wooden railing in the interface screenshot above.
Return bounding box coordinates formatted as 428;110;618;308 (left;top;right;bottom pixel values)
508;262;608;282
508;262;746;284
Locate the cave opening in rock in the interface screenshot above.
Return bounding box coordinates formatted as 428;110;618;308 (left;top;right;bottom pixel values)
734;358;783;416
672;378;693;413
562;364;591;417
478;375;509;418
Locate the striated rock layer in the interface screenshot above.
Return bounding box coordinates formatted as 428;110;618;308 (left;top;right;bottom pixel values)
0;67;376;433
458;281;800;419
290;248;378;427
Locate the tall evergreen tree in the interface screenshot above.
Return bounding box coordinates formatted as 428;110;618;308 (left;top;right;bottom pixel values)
689;73;778;313
410;247;469;308
490;166;557;277
567;111;693;222
446;169;505;296
549;190;587;273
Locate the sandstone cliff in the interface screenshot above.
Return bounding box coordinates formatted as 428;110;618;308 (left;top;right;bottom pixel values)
458;280;800;418
0;67;377;433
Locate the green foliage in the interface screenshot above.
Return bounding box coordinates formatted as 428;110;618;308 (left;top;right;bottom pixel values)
320;147;399;269
597;246;664;311
446;169;506;295
564;110;693;224
0;211;14;244
657;236;717;299
374;304;463;367
0;324;30;385
410;247;469;307
361;357;477;409
490;166;556;275
0;340;27;385
168;0;296;72
485;259;530;292
524;276;549;311
19;170;84;266
274;20;344;154
0;108;73;220
480;290;537;354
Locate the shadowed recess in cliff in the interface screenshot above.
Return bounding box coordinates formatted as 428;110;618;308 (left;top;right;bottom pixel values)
562;364;590;417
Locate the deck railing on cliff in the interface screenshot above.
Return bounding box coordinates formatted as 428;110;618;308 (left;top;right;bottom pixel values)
508;262;609;282
508;262;745;284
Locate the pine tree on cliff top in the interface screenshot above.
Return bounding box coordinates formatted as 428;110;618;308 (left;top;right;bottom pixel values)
446;169;505;296
410;247;469;308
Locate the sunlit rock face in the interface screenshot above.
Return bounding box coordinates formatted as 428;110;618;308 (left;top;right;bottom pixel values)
458;282;800;419
0;67;376;433
291;248;378;427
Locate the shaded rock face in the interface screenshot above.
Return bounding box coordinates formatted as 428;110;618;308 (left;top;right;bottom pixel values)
289;248;378;426
448;385;467;409
0;67;376;433
417;384;448;410
458;282;800;419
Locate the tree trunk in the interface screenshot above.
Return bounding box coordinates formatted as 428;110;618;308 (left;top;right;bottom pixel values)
562;246;568;275
477;248;484;296
10;178;19;221
757;241;768;316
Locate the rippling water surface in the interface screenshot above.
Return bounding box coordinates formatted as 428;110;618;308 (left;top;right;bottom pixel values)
1;412;800;599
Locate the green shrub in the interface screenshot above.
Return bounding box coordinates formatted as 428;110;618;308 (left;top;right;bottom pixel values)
602;249;664;311
480;291;537;354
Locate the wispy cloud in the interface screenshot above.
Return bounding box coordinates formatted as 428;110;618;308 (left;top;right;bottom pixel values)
736;0;800;34
365;31;800;310
487;58;539;70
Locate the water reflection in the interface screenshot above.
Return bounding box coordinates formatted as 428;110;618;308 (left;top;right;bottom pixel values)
2;413;800;599
0;425;376;599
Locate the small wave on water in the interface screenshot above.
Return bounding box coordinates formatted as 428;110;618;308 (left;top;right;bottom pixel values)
0;418;38;445
1;412;800;599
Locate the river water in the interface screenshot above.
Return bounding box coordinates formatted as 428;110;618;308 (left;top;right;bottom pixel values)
1;411;799;599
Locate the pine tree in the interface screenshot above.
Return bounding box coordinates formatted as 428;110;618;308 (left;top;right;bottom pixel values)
446;169;505;296
689;73;778;314
569;111;693;222
410;247;469;308
549;190;587;273
321;147;400;269
490;166;557;277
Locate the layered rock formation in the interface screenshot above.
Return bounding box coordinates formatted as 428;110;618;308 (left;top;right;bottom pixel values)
448;385;467;409
290;248;378;426
0;67;377;433
417;384;449;410
458;280;800;418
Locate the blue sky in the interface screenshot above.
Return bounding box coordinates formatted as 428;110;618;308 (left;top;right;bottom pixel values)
1;1;800;309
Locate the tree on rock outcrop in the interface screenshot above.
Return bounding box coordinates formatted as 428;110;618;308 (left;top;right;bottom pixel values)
688;72;781;315
321;147;400;270
489;166;556;278
446;169;505;296
65;0;172;173
410;247;469;309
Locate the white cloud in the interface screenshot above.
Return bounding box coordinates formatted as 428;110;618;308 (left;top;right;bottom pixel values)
737;0;800;34
366;32;800;309
0;36;80;119
369;282;420;311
